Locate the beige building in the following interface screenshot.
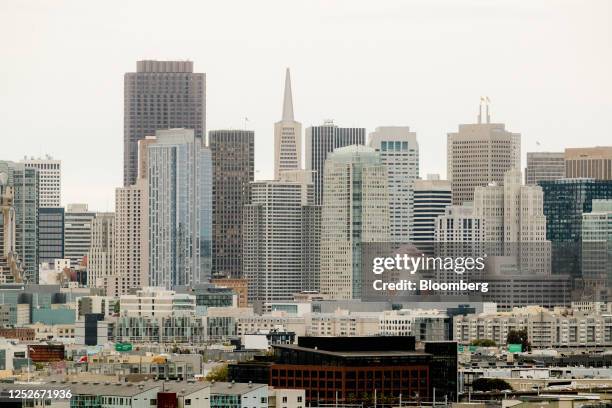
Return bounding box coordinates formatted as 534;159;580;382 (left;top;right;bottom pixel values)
319;145;390;300
565;146;612;180
274;68;302;179
447;103;520;205
87;212;114;290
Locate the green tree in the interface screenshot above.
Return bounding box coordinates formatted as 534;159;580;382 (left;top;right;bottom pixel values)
470;339;496;347
472;378;512;392
205;364;228;382
507;329;531;352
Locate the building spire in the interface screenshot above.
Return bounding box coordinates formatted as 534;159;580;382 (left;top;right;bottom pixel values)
282;67;294;121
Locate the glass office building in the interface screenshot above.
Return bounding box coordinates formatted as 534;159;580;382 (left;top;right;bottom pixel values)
38;207;64;264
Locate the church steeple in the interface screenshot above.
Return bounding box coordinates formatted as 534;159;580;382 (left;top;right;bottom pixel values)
282;67;294;121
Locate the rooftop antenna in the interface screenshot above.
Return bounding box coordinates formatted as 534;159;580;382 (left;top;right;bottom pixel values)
485;96;491;123
477;97;484;124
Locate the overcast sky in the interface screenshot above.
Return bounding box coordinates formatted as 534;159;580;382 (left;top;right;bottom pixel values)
1;0;611;211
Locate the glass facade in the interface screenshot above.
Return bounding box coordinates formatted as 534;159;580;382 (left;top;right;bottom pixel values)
38;207;64;264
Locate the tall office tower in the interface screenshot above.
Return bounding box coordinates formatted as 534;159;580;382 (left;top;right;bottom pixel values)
64;203;95;267
302;204;321;292
148;129;212;288
137;136;157;179
113;180;148;296
434;204;485;242
209;129;254;278
525;152;565;186
581;200;612;299
410;175;452;254
0;162;39;283
542;179;612;281
243;175;314;303
274;68;302;179
306;121;366;205
447;102;520;205
88;212;114;288
565;146;612;180
319;146;390;300
21;155;61;207
0;175;21;283
472;169;550;275
123;60;206;186
368;126;419;242
37;207;64;264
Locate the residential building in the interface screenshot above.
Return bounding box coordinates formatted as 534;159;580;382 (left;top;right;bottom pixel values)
447;102;521;205
369;126;419;242
211;382;269;408
64;203;95;267
21;155;61;207
319;145;390;300
243;174;314;303
120;287;196;318
565;146;612;180
87;212;114;290
211;277;249;307
525;152;565;185
209;129;254;278
37;207;64;264
148;128;212;288
410;175;452;254
305;121;365;205
274;68;302;179
112;178;148;296
124;60;205;186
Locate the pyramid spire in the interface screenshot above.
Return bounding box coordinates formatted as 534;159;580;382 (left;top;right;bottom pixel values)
282;67;294;121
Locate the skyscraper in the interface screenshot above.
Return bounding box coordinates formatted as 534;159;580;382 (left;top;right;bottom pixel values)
88;212;114;289
21;156;61;208
0;174;21;283
319;145;390;300
274;68;302;179
64;203;95;267
525;152;565;186
368;126;419;242
123;60;206;186
305;122;366;205
148;128;212;288
209;129;254;278
581;200;612;299
541;179;612;281
243;176;314;304
0;162;39;283
447;102;521;205
410;175;452;254
565;146;612;180
473;169;550;275
38;207;64;264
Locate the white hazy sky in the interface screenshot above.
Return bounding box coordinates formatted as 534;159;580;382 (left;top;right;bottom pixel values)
1;0;611;211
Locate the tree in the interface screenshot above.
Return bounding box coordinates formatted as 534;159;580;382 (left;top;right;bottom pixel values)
507;329;531;352
205;364;228;382
472;378;512;392
470;339;496;347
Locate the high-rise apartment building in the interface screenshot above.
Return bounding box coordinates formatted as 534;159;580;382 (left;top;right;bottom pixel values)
64;204;95;267
542;179;612;281
472;169;550;275
21;156;61;207
410;175;452;254
148;128;212;288
37;207;64;264
447;105;520;205
88;212;114;289
565;146;612;180
274;68;301;179
305;122;365;205
209;129;254;278
243;173;315;303
319;146;390;300
123;60;205;186
368;126;419;242
0;162;39;283
525;152;565;186
113;179;148;296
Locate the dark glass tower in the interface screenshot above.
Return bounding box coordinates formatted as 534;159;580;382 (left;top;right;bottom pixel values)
38;207;64;264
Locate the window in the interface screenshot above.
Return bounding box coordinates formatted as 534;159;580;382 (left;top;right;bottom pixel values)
185;399;191;405
283;397;288;402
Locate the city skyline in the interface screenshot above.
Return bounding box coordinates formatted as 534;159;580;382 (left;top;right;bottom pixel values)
2;1;611;210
